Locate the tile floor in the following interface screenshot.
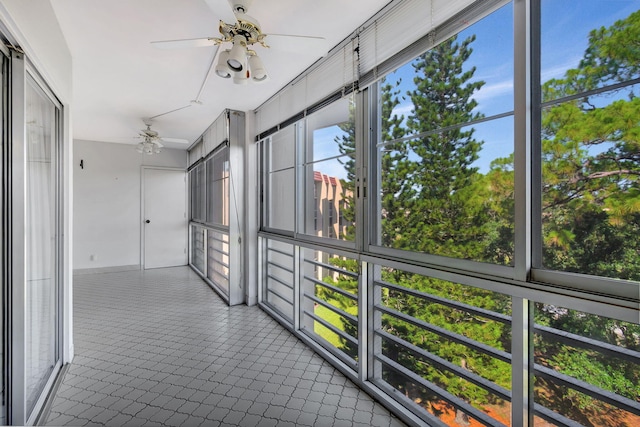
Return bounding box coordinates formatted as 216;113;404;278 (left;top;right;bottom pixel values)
44;267;407;427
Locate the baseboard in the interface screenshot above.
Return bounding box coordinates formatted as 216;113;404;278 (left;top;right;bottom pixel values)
246;294;258;306
73;264;141;275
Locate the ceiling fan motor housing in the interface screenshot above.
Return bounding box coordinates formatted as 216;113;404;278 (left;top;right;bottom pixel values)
231;0;254;14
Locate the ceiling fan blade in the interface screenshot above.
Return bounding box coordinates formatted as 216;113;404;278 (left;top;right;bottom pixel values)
160;137;190;144
151;37;219;49
203;0;237;23
264;33;328;55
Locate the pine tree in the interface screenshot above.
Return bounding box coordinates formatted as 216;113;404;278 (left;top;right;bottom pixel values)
336;96;357;241
378;35;514;418
378;77;409;247
399;35;488;259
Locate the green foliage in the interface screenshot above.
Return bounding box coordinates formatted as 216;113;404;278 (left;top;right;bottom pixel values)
380;270;512;408
335;97;357;241
398;35;489;261
327;7;640;423
539;10;640;281
314;255;359;359
530;11;640;420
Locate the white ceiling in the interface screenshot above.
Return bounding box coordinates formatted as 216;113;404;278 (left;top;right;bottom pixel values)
50;0;391;149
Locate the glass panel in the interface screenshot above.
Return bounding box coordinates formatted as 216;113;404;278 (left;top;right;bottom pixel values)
269;125;295;172
374;3;514;266
540;83;640;280
304;157;355;240
375;268;512;426
268;168;295;232
377;117;515;265
208;177;228;226
541;0;640;102
303;96;356;243
539;2;640;285
301;248;359;364
25;76;59;415
264;239;295;323
207;230;229;295
533;304;640;426
190;225;205;274
190;164;205;222
264;128;297;233
206;147;229;227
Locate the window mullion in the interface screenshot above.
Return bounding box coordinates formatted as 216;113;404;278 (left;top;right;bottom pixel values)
355;89;368;253
513;0;533;282
513;0;535;424
511;297;534;427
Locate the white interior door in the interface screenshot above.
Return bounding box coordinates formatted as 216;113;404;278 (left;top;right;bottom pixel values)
143;168;187;269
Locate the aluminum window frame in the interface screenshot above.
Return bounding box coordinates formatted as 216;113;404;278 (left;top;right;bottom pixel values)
259;122;298;238
257;0;640;425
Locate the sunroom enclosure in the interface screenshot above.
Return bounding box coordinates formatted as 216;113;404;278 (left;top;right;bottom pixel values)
245;0;638;426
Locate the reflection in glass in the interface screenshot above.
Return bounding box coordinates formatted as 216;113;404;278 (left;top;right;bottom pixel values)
304;95;356;242
25;77;58;415
304;157;354;241
533;304;640;425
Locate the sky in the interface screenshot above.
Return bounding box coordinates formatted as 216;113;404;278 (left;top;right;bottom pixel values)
308;0;640;180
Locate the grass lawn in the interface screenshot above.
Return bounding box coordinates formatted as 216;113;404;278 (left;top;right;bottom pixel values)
312;299;358;351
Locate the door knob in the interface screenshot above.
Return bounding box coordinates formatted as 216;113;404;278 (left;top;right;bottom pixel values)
145;219;151;224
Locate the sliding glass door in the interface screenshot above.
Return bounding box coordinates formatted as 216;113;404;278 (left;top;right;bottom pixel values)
6;50;63;425
24;74;61;418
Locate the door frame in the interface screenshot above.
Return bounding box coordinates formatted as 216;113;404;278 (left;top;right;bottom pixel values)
140;166;188;270
9;51;64;426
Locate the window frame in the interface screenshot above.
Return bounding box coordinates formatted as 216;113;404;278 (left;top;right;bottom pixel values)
259;122;298;237
256;1;640;425
298;95;358;250
204;143;230;229
527;0;640;303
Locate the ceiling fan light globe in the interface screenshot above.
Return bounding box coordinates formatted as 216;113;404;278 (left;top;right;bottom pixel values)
233;69;249;85
248;54;267;81
227;58;244;72
227;35;247;72
215;50;232;78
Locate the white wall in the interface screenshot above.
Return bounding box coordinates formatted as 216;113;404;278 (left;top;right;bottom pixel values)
0;0;72;103
74;140;186;271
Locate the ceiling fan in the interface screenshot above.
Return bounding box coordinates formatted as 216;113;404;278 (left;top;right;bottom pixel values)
136;119;188;155
151;0;327;85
